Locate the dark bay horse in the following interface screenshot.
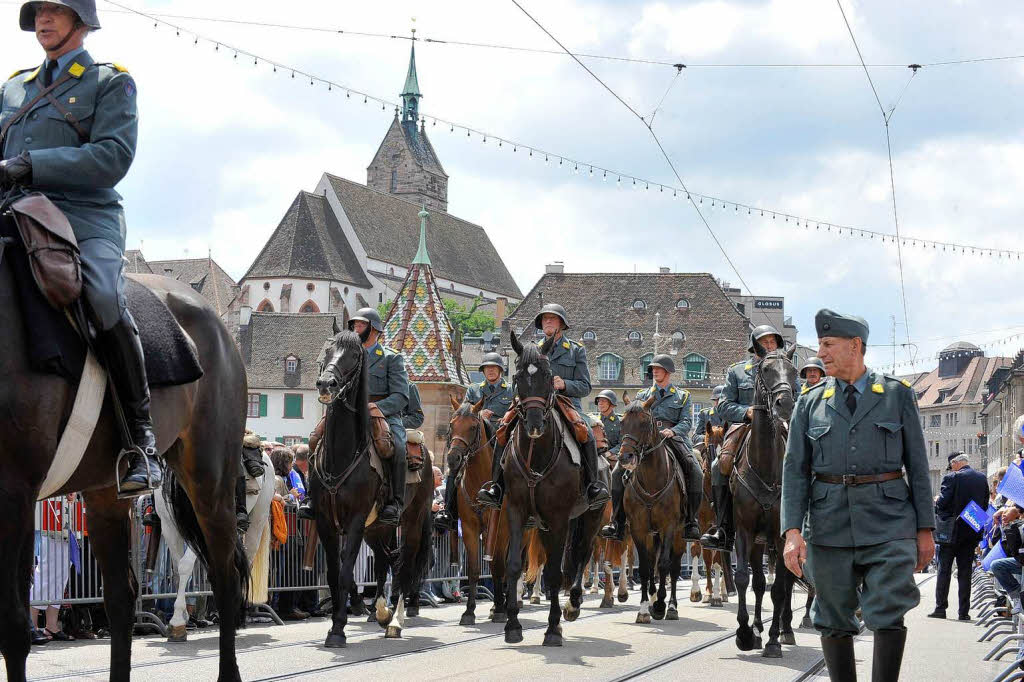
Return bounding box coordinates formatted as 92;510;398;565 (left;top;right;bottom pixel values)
500;334;605;646
0;257;249;681
618;394;687;623
691;437;734;607
731;348;799;658
311;329;377;648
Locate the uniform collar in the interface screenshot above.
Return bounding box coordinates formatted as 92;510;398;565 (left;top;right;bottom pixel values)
835;369;869;396
29;48;92;83
486;378;506;389
49;46;87;74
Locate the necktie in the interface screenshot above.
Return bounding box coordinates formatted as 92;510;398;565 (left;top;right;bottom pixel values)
42;61;57;88
844;384;858;415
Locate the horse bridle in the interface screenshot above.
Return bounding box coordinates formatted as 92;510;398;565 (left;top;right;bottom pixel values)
447;413;490;461
618;410;670;465
320;344;364;412
751;353;794;438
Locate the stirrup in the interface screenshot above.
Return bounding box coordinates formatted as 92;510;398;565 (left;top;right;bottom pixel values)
116;446;157;499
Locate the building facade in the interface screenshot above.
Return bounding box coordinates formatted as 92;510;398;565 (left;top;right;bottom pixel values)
720;282;798;347
980;348;1024;477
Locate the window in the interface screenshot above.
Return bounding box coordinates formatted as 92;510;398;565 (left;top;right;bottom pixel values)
934;442;940;456
283;436;307;447
627;331;642;343
390;169;397;191
283;393;303;419
736;303;745;315
598;354;622;381
631;299;647;310
675;298;689;309
582;330;596;342
256;299;274;312
684;353;708;381
929;415;941;428
671;330;685;353
248;393;267;418
378;292;384;303
971;412;978;425
640;353;654;377
285;356;298;374
298;300;319;313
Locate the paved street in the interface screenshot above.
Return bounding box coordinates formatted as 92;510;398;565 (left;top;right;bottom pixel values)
11;573;1009;681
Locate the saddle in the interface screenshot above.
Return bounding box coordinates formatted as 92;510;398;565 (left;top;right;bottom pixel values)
719;422;750;476
308;404;394;461
0;211;203;387
493;395;590;447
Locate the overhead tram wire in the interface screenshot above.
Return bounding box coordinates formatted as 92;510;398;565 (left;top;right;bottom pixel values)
99;2;1024;263
509;0;778;327
836;0;916;370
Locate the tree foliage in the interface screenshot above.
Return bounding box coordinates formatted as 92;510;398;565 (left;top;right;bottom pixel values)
444;297;496;336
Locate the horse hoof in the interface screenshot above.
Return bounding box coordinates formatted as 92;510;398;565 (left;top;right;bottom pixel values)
406;606;419;618
692;591;703;603
710;597;724;608
617;591;629;603
375;599;391;627
167;625;187;642
563;604;580;622
666;607;679;621
543;632;563;647
530;595;541;605
517;600;523;610
800;617;813;629
324;632;347;648
460;613;476;626
589;587;599;595
763;642;783;658
636;613;652;624
754;637;763;650
505;628;523;644
366;613;377;623
736;629;755;651
780;631;796;646
385;626;402;639
599;597;613;609
650;602;666;620
491;612;507;623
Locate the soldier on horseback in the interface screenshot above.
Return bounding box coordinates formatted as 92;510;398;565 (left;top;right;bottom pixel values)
799;356;826;390
600;354;704;542
0;1;159;494
700;325;788;551
299;307;410;525
434;352;512;531
595;389;621;458
692;384;725;451
477;303;610;510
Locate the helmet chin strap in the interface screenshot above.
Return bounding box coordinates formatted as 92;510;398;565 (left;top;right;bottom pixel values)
47;21;82;56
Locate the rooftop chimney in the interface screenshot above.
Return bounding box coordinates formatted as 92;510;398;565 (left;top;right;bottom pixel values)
495;296;507;329
545;261;564;274
659;266;670;274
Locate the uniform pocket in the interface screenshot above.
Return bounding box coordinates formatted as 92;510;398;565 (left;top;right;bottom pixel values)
875;421;904;466
807;423;831;466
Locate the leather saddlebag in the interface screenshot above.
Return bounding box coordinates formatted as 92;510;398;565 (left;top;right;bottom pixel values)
719;423;750;476
495;408;518;447
555;395;589;443
10;193;81;309
369;402;394;459
406;429;425;470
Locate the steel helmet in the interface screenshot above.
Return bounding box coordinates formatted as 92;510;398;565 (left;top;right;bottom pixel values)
595;389;618;407
800;357;826;379
478;352;504;373
647;354;675;375
348;307;384;333
533;303;570;330
21;1;100;31
748;324;784;356
711;384;725;400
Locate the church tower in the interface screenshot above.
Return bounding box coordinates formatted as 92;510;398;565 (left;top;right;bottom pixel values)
367;39;449;213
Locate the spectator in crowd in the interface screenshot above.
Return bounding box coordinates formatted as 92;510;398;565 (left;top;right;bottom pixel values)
292;445;310;489
268;447;309;621
286;446;306;502
31;495;76;643
270;447;298;506
930;453;990;620
989;505;1024;614
431;466;443;514
289;445;323;617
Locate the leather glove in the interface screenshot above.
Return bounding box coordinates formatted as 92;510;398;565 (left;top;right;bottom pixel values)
0;151;32;186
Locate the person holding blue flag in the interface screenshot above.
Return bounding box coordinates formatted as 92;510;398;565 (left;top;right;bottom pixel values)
929;452;990;621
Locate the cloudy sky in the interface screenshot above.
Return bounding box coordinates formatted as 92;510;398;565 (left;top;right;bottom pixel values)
3;0;1022;372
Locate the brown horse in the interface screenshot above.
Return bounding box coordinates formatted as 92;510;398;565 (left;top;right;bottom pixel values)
0;247;249;681
690;441;733;607
583;501;632;608
618;394;687;623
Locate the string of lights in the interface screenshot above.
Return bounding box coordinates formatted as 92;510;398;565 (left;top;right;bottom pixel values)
99;1;1024;263
875;330;1024;372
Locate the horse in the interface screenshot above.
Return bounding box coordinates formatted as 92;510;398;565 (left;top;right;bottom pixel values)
0;243;250;682
499;333;606;646
154;452;274;641
730;348;799;658
690;442;732;607
618;393;688;624
576;501;631;608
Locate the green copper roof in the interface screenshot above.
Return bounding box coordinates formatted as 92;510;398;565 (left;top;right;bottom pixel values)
413;206;431;265
402;43;421;97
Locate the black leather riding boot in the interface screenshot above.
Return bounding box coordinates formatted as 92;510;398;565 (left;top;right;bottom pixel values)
681;450;703;541
600;466;627;540
99;312;162;494
582;437;611;510
871;628;906;682
821;635;857;682
700;485;733;551
241;446;266;478
478;441;505;509
434;459;461;531
379;444;406;526
235;476;250;534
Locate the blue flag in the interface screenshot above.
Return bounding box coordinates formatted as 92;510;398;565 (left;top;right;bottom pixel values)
999;462;1024;506
69;532;81;574
983;541;1007;571
960;500;990;533
986;505;998;533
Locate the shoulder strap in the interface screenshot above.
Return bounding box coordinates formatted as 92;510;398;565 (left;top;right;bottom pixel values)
0;72;74;148
42;88;88;143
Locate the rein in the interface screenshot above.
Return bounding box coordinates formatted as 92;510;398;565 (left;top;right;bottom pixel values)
735;353;793;512
620;413;675;520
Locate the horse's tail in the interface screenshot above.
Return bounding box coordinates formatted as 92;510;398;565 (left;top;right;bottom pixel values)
525;530;546;584
162;469;250;625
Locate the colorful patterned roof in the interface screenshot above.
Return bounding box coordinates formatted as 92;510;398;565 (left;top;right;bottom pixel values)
382;208;469;385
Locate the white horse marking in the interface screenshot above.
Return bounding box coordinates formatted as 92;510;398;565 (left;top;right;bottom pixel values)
527;364;538;375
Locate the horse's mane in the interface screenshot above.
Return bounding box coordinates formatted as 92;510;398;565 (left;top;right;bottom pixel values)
623;400;647;417
518;339;547;367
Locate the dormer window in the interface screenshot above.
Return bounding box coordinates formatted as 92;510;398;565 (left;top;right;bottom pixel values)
675;298;689;309
582;330;597;342
627;331;642;343
631;299;647;310
285;356;298;374
671;331;685;353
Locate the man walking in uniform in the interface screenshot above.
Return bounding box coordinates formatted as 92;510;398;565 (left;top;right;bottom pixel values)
782;309;935;682
1;1;158;492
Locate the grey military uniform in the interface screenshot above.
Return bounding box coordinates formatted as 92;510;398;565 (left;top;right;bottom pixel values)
464;378;513;430
366;342;410;456
600;413;622;456
781;370;935;636
542;336;591;412
403;383;424;429
635;383;693;452
719;358;757;425
692;406;723;448
1;49;137;331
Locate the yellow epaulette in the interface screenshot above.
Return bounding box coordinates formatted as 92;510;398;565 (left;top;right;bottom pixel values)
884;373;913;389
112;63;129;73
8;67;33;80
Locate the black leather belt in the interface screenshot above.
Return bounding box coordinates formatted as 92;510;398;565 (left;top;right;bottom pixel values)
369;395;386;402
813;471;903;486
655;420;678;429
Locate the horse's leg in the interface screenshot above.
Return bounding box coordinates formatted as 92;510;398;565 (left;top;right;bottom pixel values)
319;522;344;647
802;587;815;628
169;549;197;642
751;545;766;649
601;550;614;608
82;491;137;682
541;527;567;646
371;540;392;626
667;542;681;620
651;534;669;620
503;506;525;643
490;526;507;622
0;495;34;682
712;557;725;607
778;554;797;645
562;517;594;623
634;537;653;624
530;570;543;604
764;553;792;657
617;548;629;602
734;531;755;651
460;519;480;626
690;552;703;603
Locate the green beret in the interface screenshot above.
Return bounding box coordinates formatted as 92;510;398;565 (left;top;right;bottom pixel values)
815;308;869;343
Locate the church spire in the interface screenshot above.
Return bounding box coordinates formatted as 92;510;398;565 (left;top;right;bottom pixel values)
413;206;431;265
401;29;421;124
